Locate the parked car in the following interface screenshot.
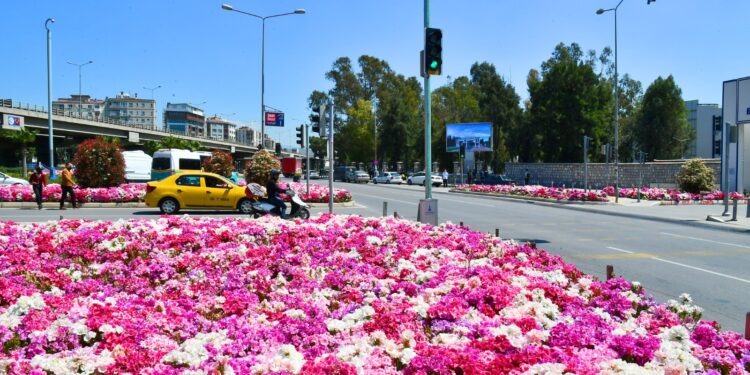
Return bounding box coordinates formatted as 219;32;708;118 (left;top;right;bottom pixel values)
304;171;320;179
407;172;443;186
0;171;29;185
373;171;404;184
122;150;152;183
475;174;515;185
333;166;356;182
144;171;252;214
346;170;371;183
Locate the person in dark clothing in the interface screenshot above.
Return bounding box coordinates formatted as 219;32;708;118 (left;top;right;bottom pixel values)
265;170;287;218
28;166;48;209
524;169;531;185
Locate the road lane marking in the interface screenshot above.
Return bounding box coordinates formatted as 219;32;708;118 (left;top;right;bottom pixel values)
607;246;634;254
660;232;750;250
606;246;750;284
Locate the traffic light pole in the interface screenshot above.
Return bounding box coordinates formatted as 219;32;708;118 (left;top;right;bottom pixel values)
305;123;310;195
423;0;432;200
328;99;334;214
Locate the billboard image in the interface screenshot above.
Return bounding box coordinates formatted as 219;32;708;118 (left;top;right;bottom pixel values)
446;122;493;152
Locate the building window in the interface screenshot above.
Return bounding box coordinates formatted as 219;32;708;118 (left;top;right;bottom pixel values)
129;103;133;107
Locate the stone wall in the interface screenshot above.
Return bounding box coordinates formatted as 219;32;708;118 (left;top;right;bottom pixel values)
504;160;721;189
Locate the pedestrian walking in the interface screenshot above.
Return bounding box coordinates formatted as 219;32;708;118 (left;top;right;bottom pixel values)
28;166;48;209
524;169;531;185
442;169;449;187
59;163;77;210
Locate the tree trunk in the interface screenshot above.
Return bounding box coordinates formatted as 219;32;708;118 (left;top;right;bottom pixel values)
22;147;28;177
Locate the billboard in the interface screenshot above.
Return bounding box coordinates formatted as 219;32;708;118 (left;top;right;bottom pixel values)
1;114;24;130
446;122;492;152
265;112;284;127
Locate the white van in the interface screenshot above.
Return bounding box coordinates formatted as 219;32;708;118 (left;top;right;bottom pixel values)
151;149;202;181
122;150;153;182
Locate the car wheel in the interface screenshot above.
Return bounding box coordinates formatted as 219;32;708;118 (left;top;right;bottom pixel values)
373;179;378;184
159;197;179;214
407;179;412;185
386;180;391;184
421;181;425;186
238;198;253;214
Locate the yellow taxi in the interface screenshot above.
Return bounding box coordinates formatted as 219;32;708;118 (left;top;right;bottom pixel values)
145;172;253;214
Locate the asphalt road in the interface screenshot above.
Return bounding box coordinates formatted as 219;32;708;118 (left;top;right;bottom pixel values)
1;180;748;333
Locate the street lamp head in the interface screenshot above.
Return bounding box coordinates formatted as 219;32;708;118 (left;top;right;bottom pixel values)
221;4;233;11
596;8;606;15
87;60;93;64
294;9;306;14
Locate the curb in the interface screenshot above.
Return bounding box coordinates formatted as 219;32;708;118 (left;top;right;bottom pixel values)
447;191;750;234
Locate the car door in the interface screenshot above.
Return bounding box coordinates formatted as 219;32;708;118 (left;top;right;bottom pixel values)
173;175;204;207
203;176;235;208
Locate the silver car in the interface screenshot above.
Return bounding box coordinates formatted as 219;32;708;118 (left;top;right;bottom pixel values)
373;171;404;184
346;170;371;183
0;172;29;185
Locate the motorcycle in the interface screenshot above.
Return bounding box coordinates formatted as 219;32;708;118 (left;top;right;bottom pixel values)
246;185;310;220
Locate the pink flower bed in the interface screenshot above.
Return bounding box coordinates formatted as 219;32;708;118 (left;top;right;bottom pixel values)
280;182;353;203
0;182;352;204
454;184;609;202
1;215;747;373
603;186;746;202
0;183;146;203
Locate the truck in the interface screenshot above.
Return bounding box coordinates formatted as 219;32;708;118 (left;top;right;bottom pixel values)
281;158;302;178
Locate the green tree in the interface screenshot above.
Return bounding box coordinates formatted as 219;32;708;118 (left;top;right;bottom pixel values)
308;136;327;160
635;75;692;160
470;62;523;171
0;128;37;176
526;43;613;162
144;136;202;154
338;99;376;165
377;74;423;171
676;158;715;193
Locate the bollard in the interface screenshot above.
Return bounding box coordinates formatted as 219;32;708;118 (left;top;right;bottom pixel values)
528;241;537;249
495;228;500;237
606;265;614;280
393;211;399;219
746;199;750;218
59;215;63;220
746;312;750;340
730;198;738;221
460;221;464;227
382;201;388;217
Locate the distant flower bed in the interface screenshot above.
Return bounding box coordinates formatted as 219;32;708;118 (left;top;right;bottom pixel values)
1;215;748;373
0;182;352;204
281;182;353;203
454;184;609;202
603;186;746;201
0;183;145;203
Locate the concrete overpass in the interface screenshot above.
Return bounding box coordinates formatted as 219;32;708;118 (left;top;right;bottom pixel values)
1;100;302;162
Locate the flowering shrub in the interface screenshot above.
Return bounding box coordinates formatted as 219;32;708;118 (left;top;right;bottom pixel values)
245;149;280;186
603;186;745;202
454;184;609;202
202;150;234;178
0;183;145;203
676;159;716;194
71;137;126;188
1;215;748;373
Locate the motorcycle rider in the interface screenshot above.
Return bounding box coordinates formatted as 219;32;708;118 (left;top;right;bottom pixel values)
265;170;287;218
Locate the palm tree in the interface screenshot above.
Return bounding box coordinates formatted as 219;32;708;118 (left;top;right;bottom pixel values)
0;128;37;176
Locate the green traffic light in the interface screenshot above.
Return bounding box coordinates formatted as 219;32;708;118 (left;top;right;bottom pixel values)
430;60;438;69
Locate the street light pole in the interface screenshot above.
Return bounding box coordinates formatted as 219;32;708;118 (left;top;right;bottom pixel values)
66;60;93;117
46;18;55;173
597;0;654;203
143;85;161;99
221;4;305;148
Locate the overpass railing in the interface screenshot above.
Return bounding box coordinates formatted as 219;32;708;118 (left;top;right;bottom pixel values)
0;98;271;151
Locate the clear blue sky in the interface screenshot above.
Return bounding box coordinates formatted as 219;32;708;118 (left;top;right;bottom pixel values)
3;1;749;148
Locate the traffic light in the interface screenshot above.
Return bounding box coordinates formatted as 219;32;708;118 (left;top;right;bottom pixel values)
312;104;327;137
424;27;442;75
275;142;282;156
459;143;466;159
296;125;306;147
311;106;321;133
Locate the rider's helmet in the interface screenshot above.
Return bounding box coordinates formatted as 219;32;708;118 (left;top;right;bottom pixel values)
270;169;281;176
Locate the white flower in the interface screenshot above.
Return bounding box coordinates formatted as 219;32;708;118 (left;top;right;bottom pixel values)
162;330;230;368
0;293;46;329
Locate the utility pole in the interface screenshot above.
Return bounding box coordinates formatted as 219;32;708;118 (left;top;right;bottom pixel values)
327;99;334;214
305;122;310;195
46;18;55;174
